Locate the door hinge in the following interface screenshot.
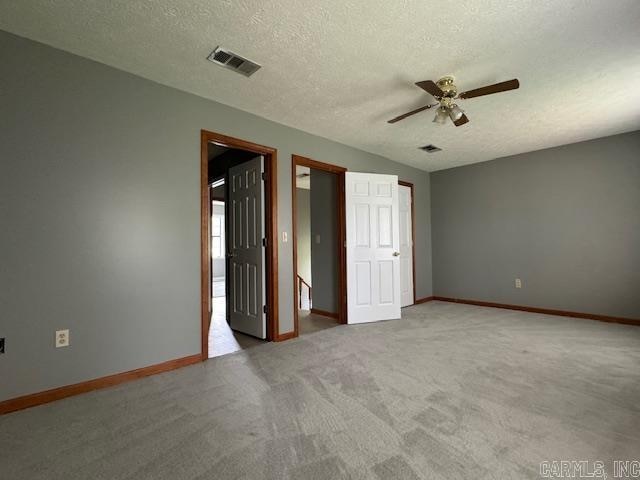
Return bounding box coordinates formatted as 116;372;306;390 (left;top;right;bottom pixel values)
261;172;265;181
263;305;267;314
262;237;266;247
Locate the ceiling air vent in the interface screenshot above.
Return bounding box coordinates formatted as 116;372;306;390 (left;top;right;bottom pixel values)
207;47;261;77
419;144;442;153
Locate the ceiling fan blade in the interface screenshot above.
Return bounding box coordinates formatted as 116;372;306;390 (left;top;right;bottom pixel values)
415;80;445;98
458;79;519;99
453;113;469;127
388;104;437;124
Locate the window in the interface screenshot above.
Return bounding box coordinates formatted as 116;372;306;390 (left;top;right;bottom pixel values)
211;201;225;259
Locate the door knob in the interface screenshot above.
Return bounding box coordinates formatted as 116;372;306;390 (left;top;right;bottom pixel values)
393;251;400;256
227;252;236;258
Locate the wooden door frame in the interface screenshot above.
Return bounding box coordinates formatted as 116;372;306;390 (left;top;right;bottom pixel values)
291;155;347;337
201;130;279;361
398;180;417;305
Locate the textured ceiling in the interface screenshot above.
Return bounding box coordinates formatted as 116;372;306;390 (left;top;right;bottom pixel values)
1;1;640;171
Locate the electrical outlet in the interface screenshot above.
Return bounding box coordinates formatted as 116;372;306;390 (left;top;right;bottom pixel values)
56;329;70;348
0;337;5;354
515;278;522;289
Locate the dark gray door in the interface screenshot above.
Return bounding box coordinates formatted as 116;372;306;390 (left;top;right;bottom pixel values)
228;156;266;338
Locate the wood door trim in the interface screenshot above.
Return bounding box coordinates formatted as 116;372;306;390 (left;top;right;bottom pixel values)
274;331;297;342
293;155;347;174
398;180;417;306
291;154;347;339
0;354;201;415
201;130;279;360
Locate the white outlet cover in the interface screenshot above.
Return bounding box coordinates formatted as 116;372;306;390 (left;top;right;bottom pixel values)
515;278;522;289
56;329;70;348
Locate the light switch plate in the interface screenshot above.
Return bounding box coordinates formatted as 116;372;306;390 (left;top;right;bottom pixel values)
282;231;288;242
515;278;522;289
56;329;70;348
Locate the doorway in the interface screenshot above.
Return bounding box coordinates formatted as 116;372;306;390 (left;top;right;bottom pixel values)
200;131;280;360
291;155;347;336
399;180;416;307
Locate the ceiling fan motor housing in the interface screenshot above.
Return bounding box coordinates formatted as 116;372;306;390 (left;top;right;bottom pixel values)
436;76;457;98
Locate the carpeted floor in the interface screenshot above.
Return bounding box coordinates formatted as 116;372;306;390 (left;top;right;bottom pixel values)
2;301;639;479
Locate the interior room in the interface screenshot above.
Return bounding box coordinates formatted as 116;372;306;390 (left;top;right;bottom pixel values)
1;1;639;479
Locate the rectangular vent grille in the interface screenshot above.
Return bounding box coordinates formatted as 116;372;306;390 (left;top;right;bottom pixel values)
207;47;261;77
419;144;442;153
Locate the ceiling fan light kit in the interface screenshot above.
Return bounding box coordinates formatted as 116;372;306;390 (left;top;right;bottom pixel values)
448;104;464;122
388;75;520;127
433;107;449;124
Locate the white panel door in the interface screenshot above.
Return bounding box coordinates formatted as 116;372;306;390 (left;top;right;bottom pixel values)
345;172;401;324
228;156;266;338
399;184;414;307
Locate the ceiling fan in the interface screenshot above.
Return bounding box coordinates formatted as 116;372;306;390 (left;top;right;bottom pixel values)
388;76;520;126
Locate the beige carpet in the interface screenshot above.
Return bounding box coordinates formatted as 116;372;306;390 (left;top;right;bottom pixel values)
2;301;639;479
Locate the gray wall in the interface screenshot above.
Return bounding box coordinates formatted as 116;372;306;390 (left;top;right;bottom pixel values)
431;131;640;319
0;30;432;401
310;170;339;313
296;188;311;285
